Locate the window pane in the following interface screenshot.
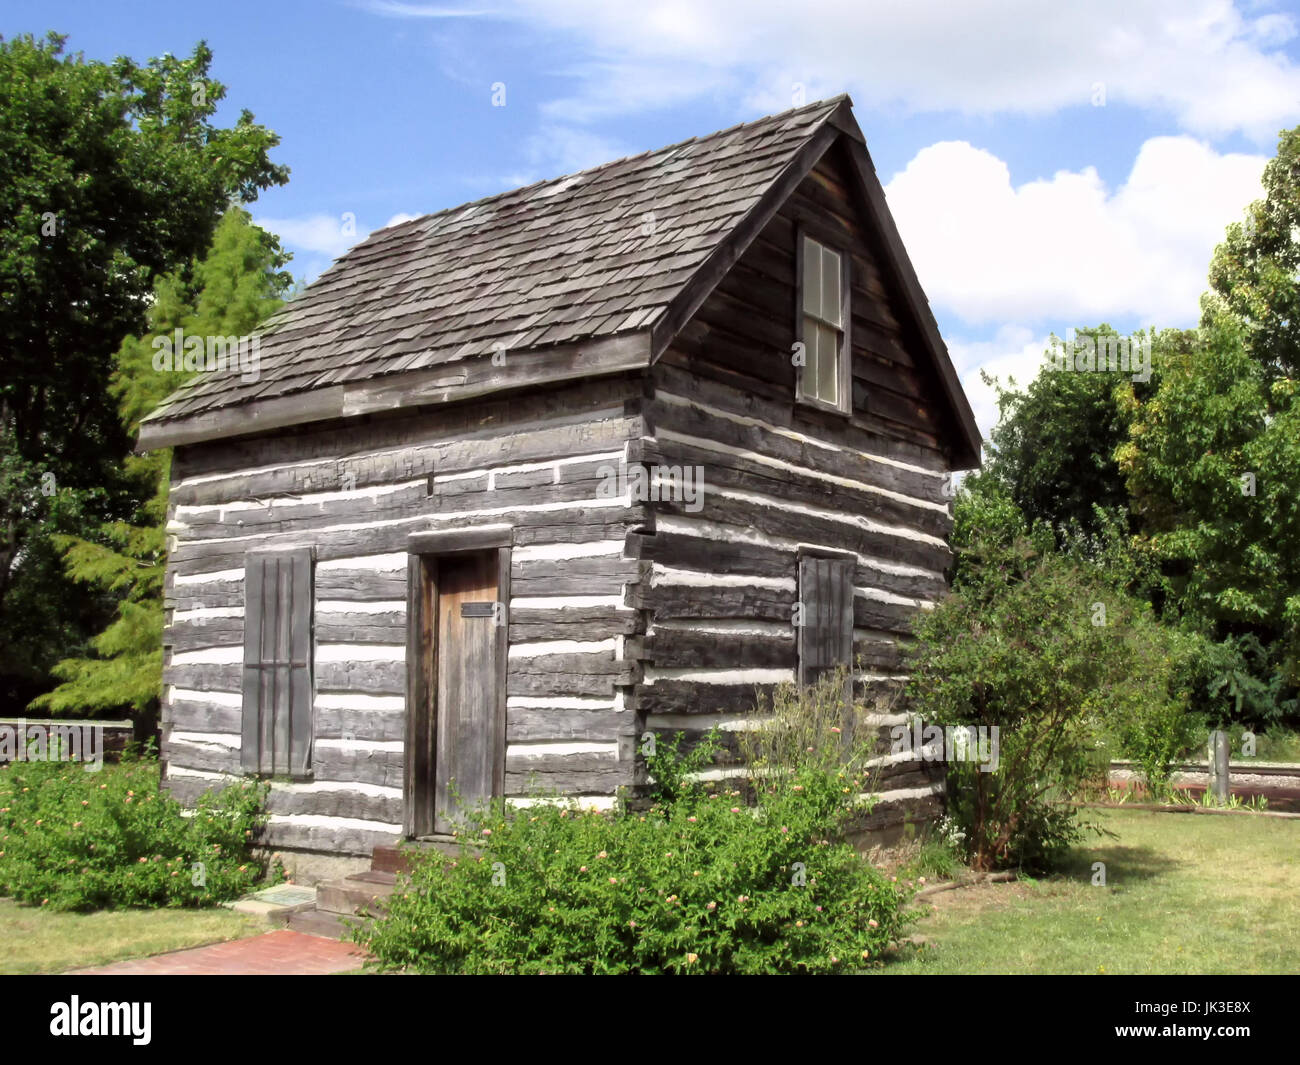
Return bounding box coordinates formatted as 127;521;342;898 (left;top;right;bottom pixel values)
821;246;841;325
816;322;839;405
802;236;821;316
800;314;818;399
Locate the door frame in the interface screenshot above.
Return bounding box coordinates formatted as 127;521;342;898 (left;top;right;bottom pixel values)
403;527;511;838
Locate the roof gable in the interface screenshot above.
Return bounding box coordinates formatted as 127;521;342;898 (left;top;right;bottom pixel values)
137;96;979;467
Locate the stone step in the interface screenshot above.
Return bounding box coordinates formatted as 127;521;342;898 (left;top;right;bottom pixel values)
284;907;365;941
317;870;397;916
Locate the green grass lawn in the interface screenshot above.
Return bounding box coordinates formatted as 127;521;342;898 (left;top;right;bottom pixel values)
0;899;261;974
882;808;1300;974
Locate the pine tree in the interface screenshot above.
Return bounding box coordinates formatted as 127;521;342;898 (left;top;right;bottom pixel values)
31;209;293;724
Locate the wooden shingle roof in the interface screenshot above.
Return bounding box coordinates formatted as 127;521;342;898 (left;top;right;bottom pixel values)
140;99;844;433
138;94;980;465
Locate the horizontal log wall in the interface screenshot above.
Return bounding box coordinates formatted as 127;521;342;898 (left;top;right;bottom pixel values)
160;376;649;855
631;145;959;819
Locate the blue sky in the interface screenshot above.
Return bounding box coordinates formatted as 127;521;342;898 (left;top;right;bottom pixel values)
8;0;1300;432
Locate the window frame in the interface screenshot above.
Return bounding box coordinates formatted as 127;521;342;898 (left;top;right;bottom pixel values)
794;225;852;416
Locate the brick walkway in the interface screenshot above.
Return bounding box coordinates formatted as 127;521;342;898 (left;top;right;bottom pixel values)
70;929;371;975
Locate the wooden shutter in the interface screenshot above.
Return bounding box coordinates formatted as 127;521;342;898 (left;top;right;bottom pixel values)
798;556;855;687
241;548;314;777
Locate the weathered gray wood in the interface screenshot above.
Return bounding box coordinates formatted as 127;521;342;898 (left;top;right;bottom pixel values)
798;554;854;691
168;656;405;696
240;554;266;774
834;132;981;467
313;744;406;789
140;332;652;451
177;473;614;540
168;736;241;775
638;527;945;603
168;504;648;577
172;376;639;479
509;607;640;642
506;652;638;700
315;612;406;643
631;584;793;622
654;490;950;573
316;660;406;696
854;630;907;671
640;532;792;581
165;774;404;823
644;628;795;669
648;120;840;363
409;527;512;554
433;550;501;834
632;681;778;716
167;617;243;652
288;550;313;778
641;432;950;536
316;704;406;743
166;698;242;734
506;707;628;742
314;569;406;600
505;756;627;795
509;557;635;596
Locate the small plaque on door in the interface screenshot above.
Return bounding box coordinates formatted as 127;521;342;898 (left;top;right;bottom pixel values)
461;601;496;618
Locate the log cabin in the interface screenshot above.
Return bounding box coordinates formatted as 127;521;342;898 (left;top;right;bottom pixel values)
138;94;981;879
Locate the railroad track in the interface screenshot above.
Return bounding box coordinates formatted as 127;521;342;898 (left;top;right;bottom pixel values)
1108;759;1300;812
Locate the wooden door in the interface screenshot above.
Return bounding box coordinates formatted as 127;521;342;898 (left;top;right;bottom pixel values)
431;550;501;834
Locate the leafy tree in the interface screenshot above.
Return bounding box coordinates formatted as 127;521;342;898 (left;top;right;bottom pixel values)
0;32;287;710
1207;125;1300;379
31;209;292;723
979;326;1143;541
1117;311;1300;724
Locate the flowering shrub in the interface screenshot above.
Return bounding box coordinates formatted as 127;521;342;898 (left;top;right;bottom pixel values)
0;752;276;910
358;736;916;974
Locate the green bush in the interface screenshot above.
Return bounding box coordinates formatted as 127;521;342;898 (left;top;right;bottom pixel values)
0;752;276;910
358;734;916;974
907;525;1188;872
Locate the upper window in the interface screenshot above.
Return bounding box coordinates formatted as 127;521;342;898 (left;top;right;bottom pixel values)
798;235;849;411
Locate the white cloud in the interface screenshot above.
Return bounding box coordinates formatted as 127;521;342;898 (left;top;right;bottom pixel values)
945;326;1057;441
886;136;1268;328
365;0;1300;141
255;213;366;260
496;124;633;189
384;212;423;228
